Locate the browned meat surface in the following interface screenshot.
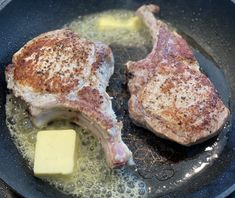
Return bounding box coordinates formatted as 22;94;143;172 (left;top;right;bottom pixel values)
126;5;229;146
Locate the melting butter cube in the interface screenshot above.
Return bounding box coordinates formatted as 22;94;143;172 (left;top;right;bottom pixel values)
97;16;141;31
33;129;78;176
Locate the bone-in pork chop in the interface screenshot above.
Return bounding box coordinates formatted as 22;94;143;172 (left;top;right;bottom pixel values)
5;29;133;168
126;5;229;146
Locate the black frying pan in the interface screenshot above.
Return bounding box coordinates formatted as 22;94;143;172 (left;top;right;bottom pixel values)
0;0;235;197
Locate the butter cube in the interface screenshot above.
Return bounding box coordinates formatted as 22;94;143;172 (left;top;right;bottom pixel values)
33;129;78;176
97;16;141;31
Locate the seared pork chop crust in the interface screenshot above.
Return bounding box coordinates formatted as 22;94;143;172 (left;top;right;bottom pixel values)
12;30;112;93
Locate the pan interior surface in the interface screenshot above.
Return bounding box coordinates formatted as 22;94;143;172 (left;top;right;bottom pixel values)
0;0;234;198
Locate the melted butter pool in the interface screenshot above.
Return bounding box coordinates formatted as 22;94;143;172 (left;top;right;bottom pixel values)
6;95;147;198
68;10;152;47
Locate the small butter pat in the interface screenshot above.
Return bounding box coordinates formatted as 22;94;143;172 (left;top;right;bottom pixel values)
33;129;78;176
97;16;141;31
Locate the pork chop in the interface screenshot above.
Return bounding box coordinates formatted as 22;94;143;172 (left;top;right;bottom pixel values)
5;29;133;168
126;5;229;146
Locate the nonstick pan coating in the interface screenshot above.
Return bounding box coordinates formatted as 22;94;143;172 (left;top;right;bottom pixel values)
0;0;235;197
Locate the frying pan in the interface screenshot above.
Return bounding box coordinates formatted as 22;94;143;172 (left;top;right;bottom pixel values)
0;0;235;197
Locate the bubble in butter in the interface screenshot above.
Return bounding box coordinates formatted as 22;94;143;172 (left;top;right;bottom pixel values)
34;129;79;176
